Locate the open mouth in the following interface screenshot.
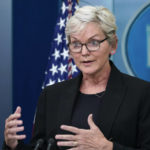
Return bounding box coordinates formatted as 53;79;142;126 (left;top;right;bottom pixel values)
82;60;93;63
82;60;94;65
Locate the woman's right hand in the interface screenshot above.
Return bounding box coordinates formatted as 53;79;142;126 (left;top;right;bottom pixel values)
4;106;26;149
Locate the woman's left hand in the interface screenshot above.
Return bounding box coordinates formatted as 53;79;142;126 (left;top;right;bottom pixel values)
55;114;113;150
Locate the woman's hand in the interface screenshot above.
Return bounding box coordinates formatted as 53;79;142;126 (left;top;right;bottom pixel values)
55;114;113;150
4;106;26;149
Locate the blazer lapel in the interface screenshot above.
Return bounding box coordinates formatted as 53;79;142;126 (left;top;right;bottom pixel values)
96;63;127;139
56;74;82;133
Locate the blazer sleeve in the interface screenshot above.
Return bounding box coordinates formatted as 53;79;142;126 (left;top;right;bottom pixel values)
113;84;150;150
30;89;47;143
28;88;47;150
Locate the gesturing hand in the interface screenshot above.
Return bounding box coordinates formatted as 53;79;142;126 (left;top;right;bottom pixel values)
55;114;113;150
4;106;26;149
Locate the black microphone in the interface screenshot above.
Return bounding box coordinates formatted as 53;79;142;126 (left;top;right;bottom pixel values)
34;138;44;150
47;138;55;150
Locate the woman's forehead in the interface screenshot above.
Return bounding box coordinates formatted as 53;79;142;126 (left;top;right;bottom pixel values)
70;27;105;41
70;22;105;39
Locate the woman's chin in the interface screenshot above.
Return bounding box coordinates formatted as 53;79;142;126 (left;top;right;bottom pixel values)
81;69;97;76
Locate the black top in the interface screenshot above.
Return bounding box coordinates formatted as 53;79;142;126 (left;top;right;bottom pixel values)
71;91;105;129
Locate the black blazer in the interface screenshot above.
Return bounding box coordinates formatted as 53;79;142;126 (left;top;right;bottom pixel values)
3;62;150;150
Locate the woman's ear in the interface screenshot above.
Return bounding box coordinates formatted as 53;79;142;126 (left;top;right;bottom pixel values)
110;35;118;55
110;50;116;55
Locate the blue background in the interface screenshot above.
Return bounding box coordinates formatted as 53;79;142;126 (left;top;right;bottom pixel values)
12;0;59;142
126;4;150;81
0;0;150;147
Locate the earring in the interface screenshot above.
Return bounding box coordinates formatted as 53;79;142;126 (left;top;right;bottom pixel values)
110;50;116;55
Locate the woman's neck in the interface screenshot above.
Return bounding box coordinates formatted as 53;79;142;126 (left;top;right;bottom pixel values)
80;63;111;94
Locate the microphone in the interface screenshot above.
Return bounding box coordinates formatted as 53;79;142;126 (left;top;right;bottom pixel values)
47;138;55;150
34;138;44;150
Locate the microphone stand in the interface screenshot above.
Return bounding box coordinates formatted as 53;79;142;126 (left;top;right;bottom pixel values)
47;138;55;150
34;138;44;150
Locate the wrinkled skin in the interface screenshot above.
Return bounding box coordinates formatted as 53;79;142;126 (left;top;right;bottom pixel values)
4;106;26;149
55;114;113;150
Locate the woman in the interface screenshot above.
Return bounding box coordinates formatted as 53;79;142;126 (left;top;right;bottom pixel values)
3;6;150;150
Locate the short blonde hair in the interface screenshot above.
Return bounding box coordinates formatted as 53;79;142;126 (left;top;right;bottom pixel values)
65;5;117;45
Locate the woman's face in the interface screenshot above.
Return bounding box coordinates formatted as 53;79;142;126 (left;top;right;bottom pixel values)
69;22;117;76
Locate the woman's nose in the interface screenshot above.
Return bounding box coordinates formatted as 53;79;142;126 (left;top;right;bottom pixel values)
81;45;90;55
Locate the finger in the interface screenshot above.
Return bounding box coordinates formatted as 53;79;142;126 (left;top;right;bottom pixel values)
6;120;23;128
55;134;76;141
15;106;21;114
60;125;80;134
67;148;77;150
57;141;78;147
7;134;26;140
87;114;98;129
66;148;78;150
6;113;21;123
6;126;24;135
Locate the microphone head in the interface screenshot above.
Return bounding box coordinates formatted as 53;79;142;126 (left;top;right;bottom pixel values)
37;138;44;145
34;139;44;150
48;138;55;144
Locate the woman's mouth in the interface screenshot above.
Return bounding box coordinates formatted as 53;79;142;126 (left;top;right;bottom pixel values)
82;60;94;66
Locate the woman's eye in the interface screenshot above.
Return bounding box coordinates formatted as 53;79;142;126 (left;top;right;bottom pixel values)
88;40;99;46
72;42;81;48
